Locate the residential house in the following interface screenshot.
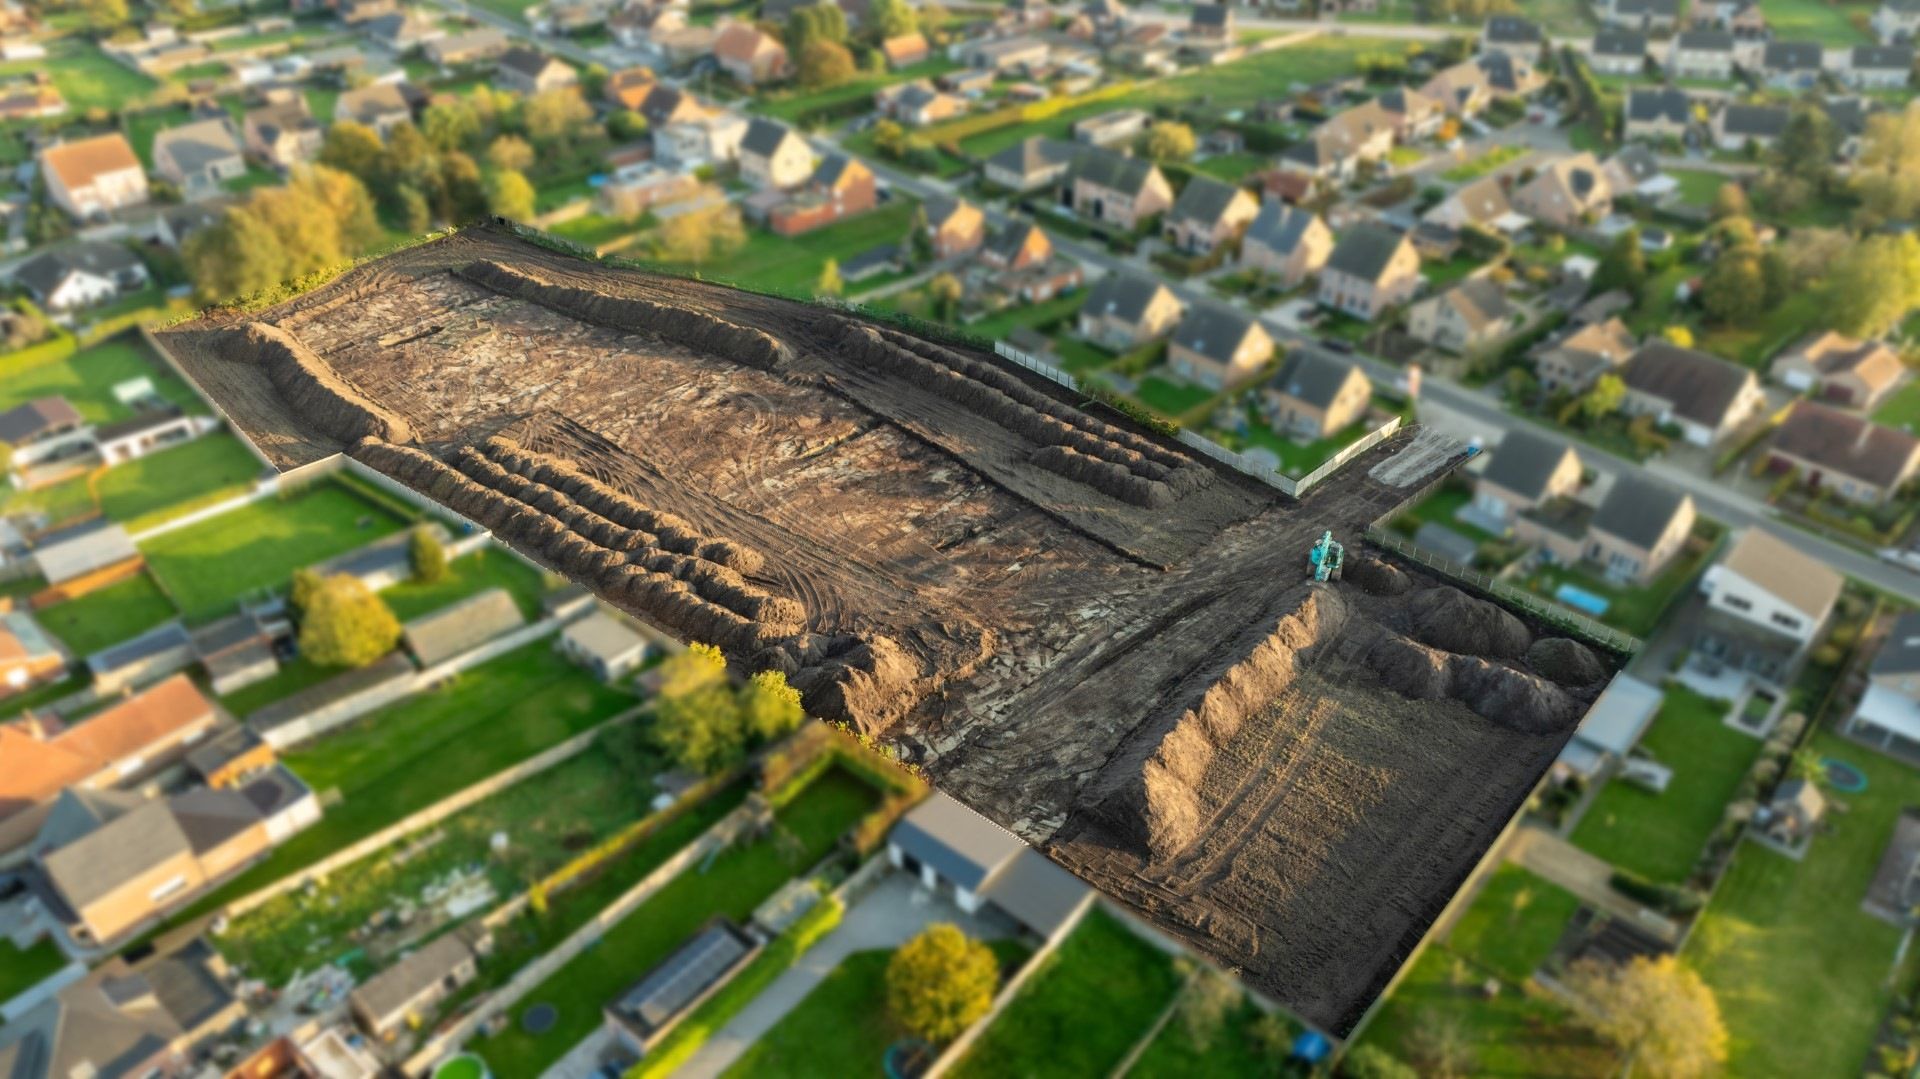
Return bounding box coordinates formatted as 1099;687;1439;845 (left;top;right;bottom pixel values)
244;98;323;170
924;195;987;258
881;31;930;68
1619;340;1766;446
1474;429;1582;526
1876;0;1920;43
401;589;524;668
94;404;207;466
604;66;657;111
738;118;814;189
0;396;85;473
1711;0;1773;40
637;83;708;129
1481;16;1544;63
425;27;508;66
1262;349;1371;440
1280;100;1395;182
1848;610;1920;752
1590;29;1649;76
1697;527;1842;683
1163;176;1257;256
1078;272;1183;350
1713;103;1791;150
887;792;1091;940
977;220;1083;302
1768;400;1920;503
1760;40;1825;88
656;110;747;169
0;82;64;122
1375;86;1445;140
984;135;1075;191
610;3;687;49
1603;0;1679;33
1823;95;1877;160
1188;2;1232;39
1513;153;1613;229
1240;202;1334;288
12;242;150;313
1061;147;1173;229
876;80;967;126
964;35;1050;73
1167;302;1274;390
363;9;443;51
1071;109;1151;147
38;134;148;221
1555;673;1665;781
0;611;63;699
152;118;244;199
189;611;281;698
714;21;789;85
1535;317;1636;393
1624;87;1694;142
350;931;483;1039
1424;175;1517;231
1317;224;1421;321
1842;43;1916;88
496;47;577;93
1407;276;1518;354
1421;53;1545;115
185;725;277;790
335;82;413;135
1603;143;1671;197
558;609;651;681
1771;331;1906;410
1672;29;1737;79
30;520;141;594
1584;473;1697;583
769;153;876;235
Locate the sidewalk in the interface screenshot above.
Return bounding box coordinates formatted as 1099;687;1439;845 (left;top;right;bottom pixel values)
1507;827;1682;944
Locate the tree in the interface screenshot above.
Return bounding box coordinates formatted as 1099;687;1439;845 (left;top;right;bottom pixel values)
422;98;483;152
290;569;324;615
523;87;595;147
409;526;447;583
1824;232;1920;339
652;643;746;774
1341;1045;1418;1079
485;168;537;221
1580;373;1626;423
1853;106;1920;227
486;134;536;173
652;204;746;268
1142;121;1196;163
395;184;432;234
816;257;844;297
872;118;908;159
1773;107;1836;184
1702;249;1765;324
1245;1012;1290;1059
1660;325;1694;348
1405;1012;1475;1079
786;2;848;51
318;121;385;185
740;669;805;740
1173;961;1242;1053
298;575;401;668
183;205;289;302
298;165;384;254
381;122;436;185
1594;227;1645;293
798;39;856;89
1565;956;1727;1078
868;0;918;39
607;109;649;142
1709;181;1749;221
81;0;129;26
928;272;962;320
250;183;344;279
886;924;998;1043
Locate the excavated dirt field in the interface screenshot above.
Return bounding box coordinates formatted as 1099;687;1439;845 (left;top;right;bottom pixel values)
156;224;1614;1033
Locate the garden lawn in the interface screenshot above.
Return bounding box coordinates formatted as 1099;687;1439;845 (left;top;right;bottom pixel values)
754;59;960;124
963;293;1084;341
0;38;158;112
1446;864;1583;984
37;574;177;657
1519;522;1719;638
1873;381;1920;434
1670;168;1728;208
720;940;1033;1079
1234;412;1381;478
1132;376;1215;421
0;672;88;722
475;766;882;1076
1441;143;1526;182
4;435;263;532
1392;482;1501;547
951;907;1181;1079
1762;0;1871;45
170;643;634;923
1686;729;1920;1078
1192;152;1269;183
1130;997;1297;1078
638;201;920;297
141;481;407;622
378;546;550;621
1570;686;1756;884
0;938;66;1003
0;335;208;425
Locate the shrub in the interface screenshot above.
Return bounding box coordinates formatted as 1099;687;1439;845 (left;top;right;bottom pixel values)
298;574;400;668
888;924;1001;1043
408;525;447;583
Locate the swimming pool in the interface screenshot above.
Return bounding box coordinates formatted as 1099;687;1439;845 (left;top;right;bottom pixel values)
1554;583;1611;617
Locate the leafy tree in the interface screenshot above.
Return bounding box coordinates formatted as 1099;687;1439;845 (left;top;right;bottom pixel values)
381;122;436;185
872;118;907;159
867;0;918;39
798;39;856;89
1593;227;1645;293
816;257;844;297
81;0;129;24
422;98;483;152
1341;1045;1418;1079
1703;249;1765;324
1565;955;1727;1079
1853;106;1920;227
1405;1012;1475;1079
1709;181;1749;221
1245;1012;1290;1059
523;87;595;147
486;134;536;173
1580;373;1626;423
740;669;804;740
652;643;746;774
485;167;537;222
183;205;288;302
298;575;401;668
652;203;747;268
1824;232;1920;339
318;121;385;185
607;109;649;142
409;526;447;583
886;924;998;1043
1173;960;1242;1053
1142;121;1196;163
786;2;848;51
298;165;384;254
928;272;962;320
1772;107;1836;184
1660;325;1694;348
290;569;324;615
395;184;432;234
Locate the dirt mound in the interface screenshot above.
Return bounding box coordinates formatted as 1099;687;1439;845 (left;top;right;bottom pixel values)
457;259;790;370
1346;557;1411;596
1448;657;1582;733
222;322;412;444
1365;633;1451;698
1525;637;1608;686
1405;586;1531;659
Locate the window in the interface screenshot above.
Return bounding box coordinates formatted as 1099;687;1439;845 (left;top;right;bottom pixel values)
148;874;189;903
1724;595;1752;612
1771;612;1802;631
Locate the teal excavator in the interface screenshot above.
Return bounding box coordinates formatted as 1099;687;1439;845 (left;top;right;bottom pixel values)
1308;531;1344;583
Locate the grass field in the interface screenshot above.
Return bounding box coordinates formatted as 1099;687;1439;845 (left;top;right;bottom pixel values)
378;546;550;621
952;907;1181;1079
1670;168;1731;208
141;481;407;622
637;200;920;297
1762;0;1872;45
753;59;961;124
1686;730;1920;1077
475;766;881;1076
1130;996;1297;1077
37;573;177;657
0;938;67;1003
1445;864;1585;984
1518;524;1719;638
0;335;208;426
1571;686;1757;885
1873;381;1920;434
3;434;264;533
1441;143;1526;182
0;38;158;112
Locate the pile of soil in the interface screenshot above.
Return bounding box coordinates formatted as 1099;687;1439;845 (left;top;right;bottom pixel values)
1526;637;1609;687
226;322;413;444
1346;556;1411;596
1405;586;1531;658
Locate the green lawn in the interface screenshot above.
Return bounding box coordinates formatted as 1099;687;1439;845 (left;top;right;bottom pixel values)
378;546;550;621
1441;144;1526;182
168;643;635;925
0;38;159;112
0;672;89;722
1133;375;1217;421
216;654;342;717
475;766;882;1076
3;434;263;533
952;907;1181;1079
1761;0;1872;45
753;59;961;124
1393;483;1501;548
1686;730;1920;1077
36;573;177;657
1130;997;1297;1078
1231;410;1381;479
1192;152;1269;183
963;293;1085;341
1570;686;1757;885
1518;524;1718;638
1446;864;1585;985
141;481;407;622
0;938;67;1002
636;200;920;297
0;335;208;427
1873;381;1920;434
1670;168;1730;208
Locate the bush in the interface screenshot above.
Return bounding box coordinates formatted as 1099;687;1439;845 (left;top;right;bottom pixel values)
298;574;400;668
1609;871;1704;916
409;525;447;583
1343;1044;1418;1079
888;924;1001;1042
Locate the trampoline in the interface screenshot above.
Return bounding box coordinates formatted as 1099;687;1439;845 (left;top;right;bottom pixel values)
522;1003;558;1035
1823;758;1869;793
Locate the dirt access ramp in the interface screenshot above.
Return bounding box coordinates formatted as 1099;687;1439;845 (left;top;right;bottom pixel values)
153;222;1615;1034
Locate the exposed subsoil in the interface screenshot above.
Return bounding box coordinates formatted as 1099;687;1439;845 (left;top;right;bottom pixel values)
156;224;1614;1034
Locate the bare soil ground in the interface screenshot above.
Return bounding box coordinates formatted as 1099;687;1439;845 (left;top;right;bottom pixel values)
156;224;1612;1033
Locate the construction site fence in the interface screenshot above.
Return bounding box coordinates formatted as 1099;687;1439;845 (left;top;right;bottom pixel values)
1364;526;1643;654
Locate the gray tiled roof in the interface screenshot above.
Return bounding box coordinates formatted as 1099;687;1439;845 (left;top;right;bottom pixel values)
1268;348;1361;409
1067;145;1160;197
1677;28;1735;51
1593;472;1691;550
1622;340;1755;427
1082;271;1174;325
1593;28;1647;56
891;791;1021;892
1853;43;1916;69
1170;300;1260;365
1763;40;1824;71
1484;15;1542;42
1325;223;1410;283
1483;428;1577;501
1873;611;1920;676
741;117;797;158
1720;103;1790;137
1167;175;1246;229
1626;86;1691;123
987;135;1075;179
1245;202;1320;255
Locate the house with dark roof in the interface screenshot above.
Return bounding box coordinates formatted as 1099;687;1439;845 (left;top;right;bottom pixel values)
243;97;323;171
1239;202;1333;287
1768;400;1920;504
1071;108;1151;148
769;153;877;236
1407;276;1519;354
1535;317;1636;393
1771;331;1907;411
11;241;149;312
1842;43;1916;88
1188;1;1232;38
1601;0;1678;32
1375;86;1445;140
985;135;1076;191
1712;103;1791;150
1759;40;1825;88
1421;53;1546;115
1697;527;1842;684
1585;474;1697;583
1619;340;1766;446
1624;87;1694;142
1481;15;1544;63
335;82;413;136
888;791;1092;939
1513;152;1613;229
32;519;142;590
495;46;578;94
1474;429;1583;526
1424;174;1518;232
876;79;967;127
1317;223;1421;321
1875;0;1920;43
152;118;244;198
1280;100;1396;182
1077;272;1183;349
1261;349;1371;440
975;220;1083;302
1163;176;1257;255
1166;302;1274;390
1062;146;1173;229
1849;610;1920;752
738;118;813;189
1590;28;1650;75
0;396;85;466
603;921;757;1052
923;195;987;258
1673;28;1737;79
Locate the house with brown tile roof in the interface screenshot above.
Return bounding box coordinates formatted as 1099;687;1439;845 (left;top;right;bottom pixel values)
38;134;148;221
1512;152;1613;229
1769;399;1920;504
605;66;658;111
1697;526;1842;683
1534;317;1635;393
1770;331;1908;411
1619;339;1766;446
715;21;789;85
1162;176;1257;255
882;31;930;68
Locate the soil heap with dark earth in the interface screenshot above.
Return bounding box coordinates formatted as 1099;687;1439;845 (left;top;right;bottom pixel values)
157;223;1615;1033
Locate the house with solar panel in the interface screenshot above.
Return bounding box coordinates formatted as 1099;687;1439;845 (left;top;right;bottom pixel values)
604;919;762;1053
887;792;1092;942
